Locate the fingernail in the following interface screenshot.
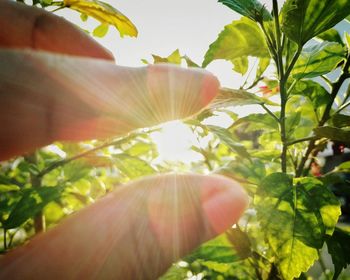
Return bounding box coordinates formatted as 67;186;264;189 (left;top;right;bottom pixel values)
201;176;248;234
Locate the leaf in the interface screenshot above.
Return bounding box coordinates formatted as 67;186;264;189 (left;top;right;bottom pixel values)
210;88;277;109
92;23;109;37
203;18;269;67
326;227;350;280
292;42;346;79
255;173;341;280
317;29;344;45
232;56;249;75
256;57;270;78
232;113;279;132
314;126;350;144
330;114;350;128
184;233;240;263
285;111;301;139
206;125;251;159
0;184;20;193
63;0;138;37
152;49;182;65
291;80;331;120
281;0;350;46
218;0;272;22
114;154;155;179
182;55;200;68
3;187;62;229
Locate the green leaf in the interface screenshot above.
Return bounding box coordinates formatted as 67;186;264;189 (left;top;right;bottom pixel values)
184;233;240;263
182;55;200;68
314;126;350;144
317;29;344;45
281;0;350;46
232;56;249;75
80;13;88;22
218;0;272;22
291;80;331;120
3;187;62;229
114;154;155;179
203;18;269;67
330;114;350;128
255;173;341;280
292;42;346;79
206;125;251;159
0;184;20;193
210;88;277;109
326;227;350;280
63;0;138;37
92;23;109;37
152;49;182;65
232;113;279;132
256;57;270;78
285;111;301;139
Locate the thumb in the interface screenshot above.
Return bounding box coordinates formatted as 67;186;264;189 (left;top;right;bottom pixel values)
0;174;248;279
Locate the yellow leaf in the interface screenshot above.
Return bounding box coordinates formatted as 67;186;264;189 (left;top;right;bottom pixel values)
64;0;138;37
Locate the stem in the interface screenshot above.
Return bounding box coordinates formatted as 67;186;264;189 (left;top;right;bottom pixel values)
261;103;279;123
287;136;318;146
272;0;284;78
333;100;350;115
26;154;45;233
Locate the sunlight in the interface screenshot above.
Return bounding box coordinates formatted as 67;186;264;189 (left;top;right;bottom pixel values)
150;120;202;164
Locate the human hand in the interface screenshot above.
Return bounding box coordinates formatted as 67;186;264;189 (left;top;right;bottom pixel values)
0;1;248;279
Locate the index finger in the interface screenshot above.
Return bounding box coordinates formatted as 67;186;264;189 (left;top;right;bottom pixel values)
0;0;114;60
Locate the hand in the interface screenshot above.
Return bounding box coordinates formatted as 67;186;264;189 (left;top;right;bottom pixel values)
0;1;248;279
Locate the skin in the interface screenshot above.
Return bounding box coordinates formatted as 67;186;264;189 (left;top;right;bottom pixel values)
0;1;248;279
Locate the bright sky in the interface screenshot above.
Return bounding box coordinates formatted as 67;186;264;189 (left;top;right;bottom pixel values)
57;0;279;88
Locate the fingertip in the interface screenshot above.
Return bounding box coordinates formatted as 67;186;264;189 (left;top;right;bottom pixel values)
201;175;248;235
200;73;220;107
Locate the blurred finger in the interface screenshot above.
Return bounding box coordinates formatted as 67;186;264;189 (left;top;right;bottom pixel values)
0;50;219;160
0;0;113;60
0;174;248;279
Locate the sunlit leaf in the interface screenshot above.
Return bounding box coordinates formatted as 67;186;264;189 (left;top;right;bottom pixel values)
232;56;249;75
92;23;109;37
218;0;272;22
210;88;277;109
184;233;240;263
292;42;346;79
206;125;251;159
317;29;344;45
203;18;269;67
291;80;331;120
0;184;20;193
114;154;155;179
63;0;138;37
152;49;182;65
3;187;62;229
326;227;350;280
281;0;350;46
255;174;341;280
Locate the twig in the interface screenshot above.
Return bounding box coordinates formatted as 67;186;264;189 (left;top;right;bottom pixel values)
261;103;279;123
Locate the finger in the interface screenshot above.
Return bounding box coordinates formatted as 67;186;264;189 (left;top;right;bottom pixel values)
0;174;248;279
0;0;113;60
0;50;219;160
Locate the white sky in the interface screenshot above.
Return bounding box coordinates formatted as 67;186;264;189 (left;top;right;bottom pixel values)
57;0;279;88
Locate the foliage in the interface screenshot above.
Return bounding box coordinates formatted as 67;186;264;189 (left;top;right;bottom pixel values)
2;0;350;279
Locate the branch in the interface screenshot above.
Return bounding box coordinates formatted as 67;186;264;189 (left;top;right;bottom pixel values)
260;103;279;123
286;136;318;146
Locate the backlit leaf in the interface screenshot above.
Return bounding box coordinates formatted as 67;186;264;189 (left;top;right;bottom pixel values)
281;0;350;46
232;56;249;75
203;18;269;67
0;184;20;193
218;0;272;22
326;227;350;280
3;187;62;229
314;126;350;144
114;154;155;179
92;23;109;37
210;88;277;109
317;29;344;45
255;173;341;280
292;42;346;79
206;125;251;159
63;0;138;37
